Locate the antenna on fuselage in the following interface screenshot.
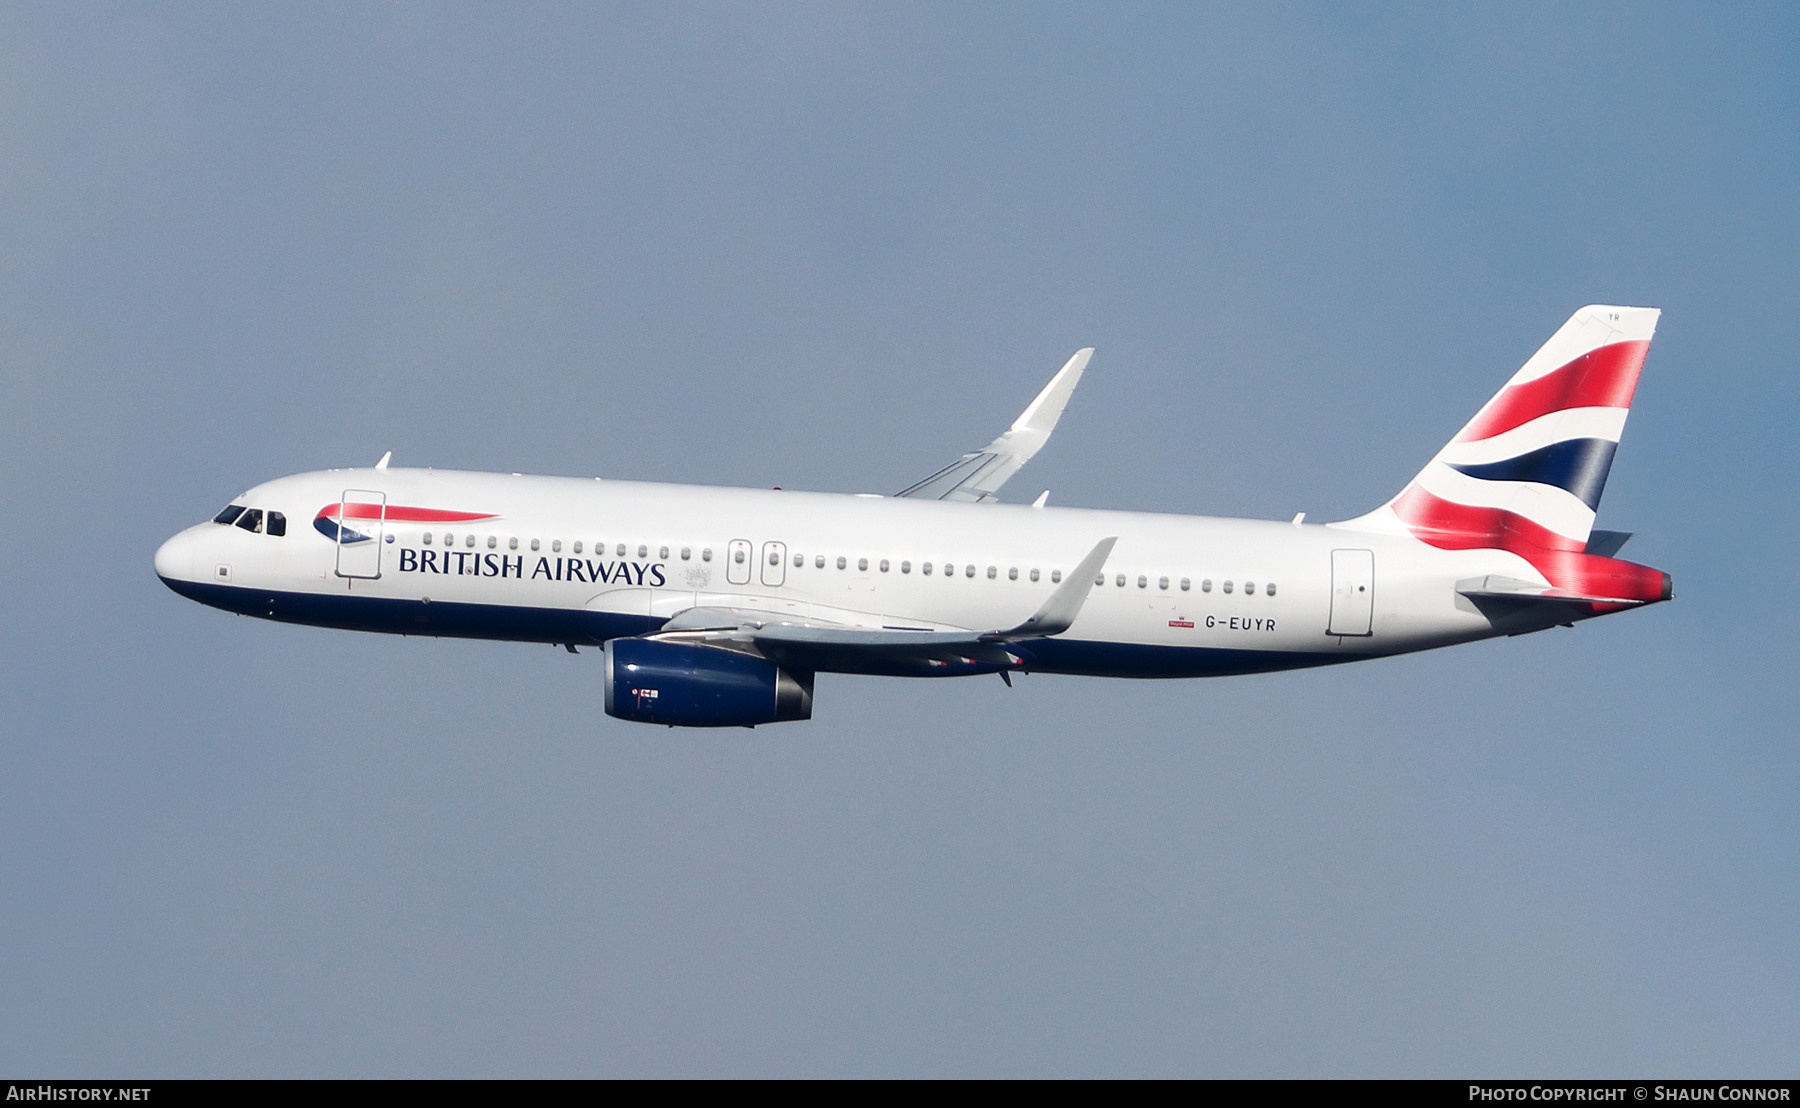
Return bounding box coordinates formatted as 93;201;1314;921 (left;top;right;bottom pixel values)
376;451;392;470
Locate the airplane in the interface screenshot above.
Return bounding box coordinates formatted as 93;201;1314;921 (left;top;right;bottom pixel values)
155;305;1672;727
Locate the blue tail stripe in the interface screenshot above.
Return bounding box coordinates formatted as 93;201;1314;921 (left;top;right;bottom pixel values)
1449;438;1619;510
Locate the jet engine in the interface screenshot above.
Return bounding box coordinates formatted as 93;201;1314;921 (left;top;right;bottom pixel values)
602;637;814;727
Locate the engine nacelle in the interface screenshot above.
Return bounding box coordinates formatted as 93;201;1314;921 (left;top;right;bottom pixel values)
603;638;814;727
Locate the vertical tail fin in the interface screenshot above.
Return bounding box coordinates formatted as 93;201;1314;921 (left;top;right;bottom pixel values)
1342;305;1660;553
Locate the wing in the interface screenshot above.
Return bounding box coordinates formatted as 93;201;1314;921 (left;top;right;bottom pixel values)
649;538;1118;674
895;348;1092;503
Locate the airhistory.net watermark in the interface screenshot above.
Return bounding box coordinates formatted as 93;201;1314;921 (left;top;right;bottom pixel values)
6;1089;149;1102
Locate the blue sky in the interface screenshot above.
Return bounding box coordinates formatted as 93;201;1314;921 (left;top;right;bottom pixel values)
2;3;1796;1076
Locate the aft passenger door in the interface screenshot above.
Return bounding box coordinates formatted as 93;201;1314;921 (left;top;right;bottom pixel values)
1328;548;1373;636
334;489;386;579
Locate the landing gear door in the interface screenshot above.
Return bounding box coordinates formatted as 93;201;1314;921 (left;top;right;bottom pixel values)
334;489;386;579
1328;548;1374;637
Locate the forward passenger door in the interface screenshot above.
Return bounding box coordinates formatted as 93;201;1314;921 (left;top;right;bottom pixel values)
334;490;386;580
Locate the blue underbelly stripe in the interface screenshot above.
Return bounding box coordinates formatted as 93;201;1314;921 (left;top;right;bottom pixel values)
159;578;1348;678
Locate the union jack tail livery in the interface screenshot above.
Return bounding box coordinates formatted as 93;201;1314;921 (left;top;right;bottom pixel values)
1345;304;1668;608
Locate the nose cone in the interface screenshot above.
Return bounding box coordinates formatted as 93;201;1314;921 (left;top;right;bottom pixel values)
154;527;200;585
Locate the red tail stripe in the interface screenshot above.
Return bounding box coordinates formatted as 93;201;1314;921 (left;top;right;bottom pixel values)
314;503;497;523
1522;546;1669;605
1392;486;1584;553
1391;487;1666;605
1455;340;1649;442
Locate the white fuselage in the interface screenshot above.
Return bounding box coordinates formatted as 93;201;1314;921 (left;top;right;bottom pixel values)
154;466;1558;678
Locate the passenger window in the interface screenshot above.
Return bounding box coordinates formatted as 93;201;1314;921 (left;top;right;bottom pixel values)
659;546;669;560
236;508;263;533
734;549;746;564
1094;573;1104;586
858;557;868;571
638;545;648;559
1137;575;1147;589
572;541;583;554
923;562;933;576
1008;567;1018;580
1266;582;1278;597
1051;570;1061;583
815;555;825;569
422;532;433;545
1180;577;1190;591
1223;580;1234;594
552;540;561;553
792;552;802;567
901;561;912;574
1114;574;1125;588
1158;576;1168;590
683;548;692;561
1245;581;1256;595
702;548;712;561
465;535;476;548
266;511;287;537
880;559;889;573
617;544;626;557
488;536;498;550
1201;579;1212;593
836;556;846;570
768;550;780;565
530;538;539;551
508;537;518;550
213;505;245;525
987;566;996;579
1030;569;1040;582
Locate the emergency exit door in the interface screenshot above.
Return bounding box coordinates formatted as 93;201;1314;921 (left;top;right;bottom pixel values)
726;539;753;586
761;541;788;587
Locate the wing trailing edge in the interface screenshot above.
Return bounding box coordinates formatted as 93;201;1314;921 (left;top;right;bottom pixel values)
648;538;1119;671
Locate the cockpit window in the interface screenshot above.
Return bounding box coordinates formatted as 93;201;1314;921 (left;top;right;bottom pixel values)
213;505;245;525
266;511;286;537
235;508;264;534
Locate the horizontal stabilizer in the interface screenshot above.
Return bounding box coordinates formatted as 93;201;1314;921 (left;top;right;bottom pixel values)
1585;530;1633;557
1456;575;1647;607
